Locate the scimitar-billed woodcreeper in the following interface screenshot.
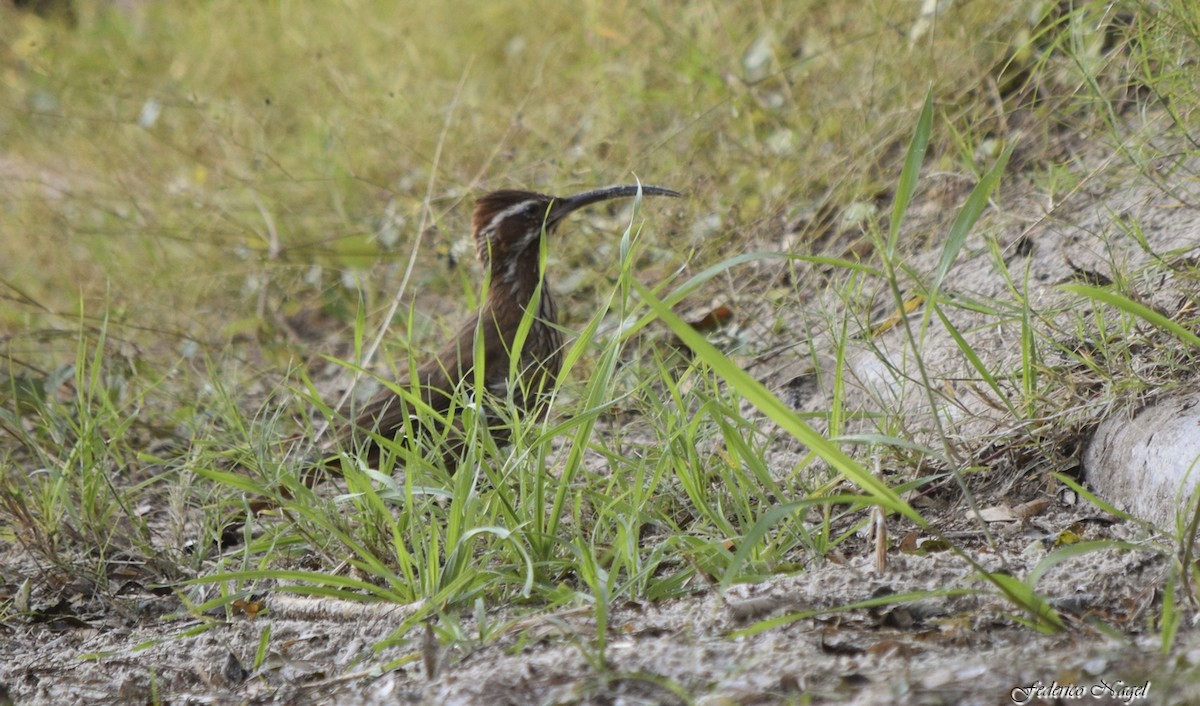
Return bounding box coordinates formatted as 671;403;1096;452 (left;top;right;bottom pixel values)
329;184;680;470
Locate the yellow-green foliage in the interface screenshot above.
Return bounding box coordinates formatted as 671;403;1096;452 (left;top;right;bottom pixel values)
2;1;1052;354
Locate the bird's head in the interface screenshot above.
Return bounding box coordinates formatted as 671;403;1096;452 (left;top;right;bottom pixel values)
471;185;680;280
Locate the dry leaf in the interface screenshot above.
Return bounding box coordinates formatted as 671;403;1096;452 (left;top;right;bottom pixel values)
978;505;1017;523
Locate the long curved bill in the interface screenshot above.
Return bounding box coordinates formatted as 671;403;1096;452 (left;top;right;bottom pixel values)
547;184;680;226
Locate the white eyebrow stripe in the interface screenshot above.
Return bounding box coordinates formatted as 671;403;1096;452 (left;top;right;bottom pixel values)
482;199;540;236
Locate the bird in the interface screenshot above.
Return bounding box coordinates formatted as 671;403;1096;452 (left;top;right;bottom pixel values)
329;184;680;471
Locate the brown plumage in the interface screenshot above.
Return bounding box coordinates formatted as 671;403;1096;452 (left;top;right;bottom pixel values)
331;184;680;470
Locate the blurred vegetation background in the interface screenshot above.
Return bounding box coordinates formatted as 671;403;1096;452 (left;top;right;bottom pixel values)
2;1;1105;383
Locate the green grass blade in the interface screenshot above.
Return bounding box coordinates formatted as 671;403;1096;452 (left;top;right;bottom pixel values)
1061;283;1200;348
929;142;1013;296
632;279;924;525
888;89;933;255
